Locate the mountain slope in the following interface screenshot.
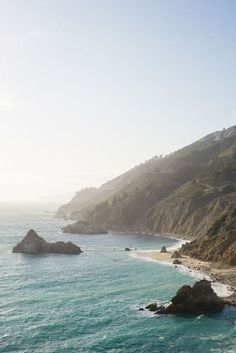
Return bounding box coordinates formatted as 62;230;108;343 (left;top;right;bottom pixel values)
57;126;236;265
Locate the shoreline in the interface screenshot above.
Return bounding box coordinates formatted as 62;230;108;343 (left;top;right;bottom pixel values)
132;238;236;300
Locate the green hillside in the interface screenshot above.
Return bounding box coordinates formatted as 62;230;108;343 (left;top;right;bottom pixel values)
57;126;236;265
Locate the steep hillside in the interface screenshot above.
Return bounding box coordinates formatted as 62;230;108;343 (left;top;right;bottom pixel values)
57;126;236;265
56;187;99;219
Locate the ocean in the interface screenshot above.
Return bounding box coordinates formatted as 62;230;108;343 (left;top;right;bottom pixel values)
0;204;236;353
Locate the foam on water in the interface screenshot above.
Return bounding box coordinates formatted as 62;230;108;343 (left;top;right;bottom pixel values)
132;238;233;297
0;207;236;353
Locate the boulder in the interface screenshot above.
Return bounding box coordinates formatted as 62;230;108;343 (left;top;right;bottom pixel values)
125;247;131;251
158;280;224;314
160;246;167;253
145;302;158;311
173;259;182;265
62;220;107;235
171;250;182;258
12;229;82;255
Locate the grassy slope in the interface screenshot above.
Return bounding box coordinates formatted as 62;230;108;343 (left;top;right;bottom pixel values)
57;126;236;265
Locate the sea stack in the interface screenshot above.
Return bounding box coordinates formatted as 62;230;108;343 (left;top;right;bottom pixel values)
12;229;82;255
157;280;224;314
160;246;167;253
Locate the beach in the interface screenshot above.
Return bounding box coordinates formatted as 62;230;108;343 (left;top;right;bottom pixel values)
135;240;236;301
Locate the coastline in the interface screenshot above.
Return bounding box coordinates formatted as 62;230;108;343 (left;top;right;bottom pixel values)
132;237;236;301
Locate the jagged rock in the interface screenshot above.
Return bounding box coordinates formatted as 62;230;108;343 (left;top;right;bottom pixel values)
173;259;182;265
154;305;166;314
171;250;182;259
158;280;224;314
160;246;167;253
145;303;158;311
62;220;107;235
12;229;82;255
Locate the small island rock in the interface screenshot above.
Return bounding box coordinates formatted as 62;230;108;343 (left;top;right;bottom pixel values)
158;280;224;314
12;229;82;255
160;246;167;253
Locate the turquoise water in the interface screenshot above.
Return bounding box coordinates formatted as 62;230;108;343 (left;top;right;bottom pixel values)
0;205;236;353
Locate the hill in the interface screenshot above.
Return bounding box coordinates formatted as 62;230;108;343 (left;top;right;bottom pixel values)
57;126;236;265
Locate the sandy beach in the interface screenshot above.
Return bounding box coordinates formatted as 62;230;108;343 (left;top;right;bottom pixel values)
136;242;236;302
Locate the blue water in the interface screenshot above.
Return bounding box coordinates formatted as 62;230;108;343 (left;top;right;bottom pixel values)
0;205;236;353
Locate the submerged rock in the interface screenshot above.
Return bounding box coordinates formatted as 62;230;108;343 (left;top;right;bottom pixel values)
144;303;165;313
160;246;167;253
158;280;224;314
125;247;131;251
62;220;107;235
145;303;158;311
12;229;82;255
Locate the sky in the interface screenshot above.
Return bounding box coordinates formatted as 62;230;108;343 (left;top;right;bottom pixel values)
0;0;235;204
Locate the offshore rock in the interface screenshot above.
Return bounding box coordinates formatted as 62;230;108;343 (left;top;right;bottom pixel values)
12;229;82;255
160;246;167;253
158;280;224;314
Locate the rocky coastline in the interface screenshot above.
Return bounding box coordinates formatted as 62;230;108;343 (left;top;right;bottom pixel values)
136;238;236;306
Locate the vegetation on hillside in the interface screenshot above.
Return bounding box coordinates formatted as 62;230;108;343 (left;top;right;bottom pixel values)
57;126;236;265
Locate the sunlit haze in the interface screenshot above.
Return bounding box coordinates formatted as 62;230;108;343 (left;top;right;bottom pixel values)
0;0;235;203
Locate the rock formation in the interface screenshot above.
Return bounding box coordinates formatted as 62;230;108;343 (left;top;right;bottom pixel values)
171;250;182;258
57;126;236;267
62;221;107;235
12;229;82;255
145;303;158;311
158;280;224;314
173;259;182;265
160;246;167;253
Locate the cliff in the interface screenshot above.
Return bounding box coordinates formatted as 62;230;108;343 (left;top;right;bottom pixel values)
57;126;236;265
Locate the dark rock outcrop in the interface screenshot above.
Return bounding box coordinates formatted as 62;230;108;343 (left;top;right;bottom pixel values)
62;220;107;235
158;280;224;314
160;246;167;253
145;303;158;311
171;250;182;259
12;229;82;255
144;303;165;313
173;259;182;265
125;247;131;251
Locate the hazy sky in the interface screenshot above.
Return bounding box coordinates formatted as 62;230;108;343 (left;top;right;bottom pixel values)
0;0;235;203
